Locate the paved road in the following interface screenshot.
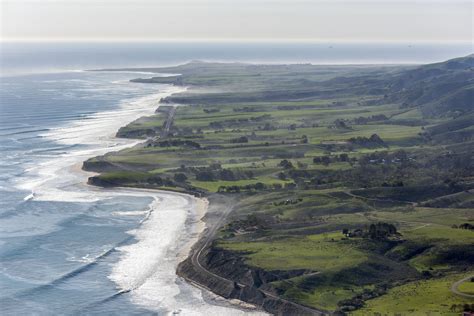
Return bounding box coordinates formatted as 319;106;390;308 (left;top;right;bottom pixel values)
189;202;328;315
451;275;474;299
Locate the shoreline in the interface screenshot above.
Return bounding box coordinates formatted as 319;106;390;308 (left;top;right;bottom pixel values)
82;73;325;315
72;80;267;314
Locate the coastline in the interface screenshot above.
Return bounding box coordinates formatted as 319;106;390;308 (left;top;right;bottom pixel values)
72;80;267;314
81;73;326;315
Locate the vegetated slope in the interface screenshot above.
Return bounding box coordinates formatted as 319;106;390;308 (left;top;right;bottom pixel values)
85;55;474;315
422;113;474;144
386;54;474;118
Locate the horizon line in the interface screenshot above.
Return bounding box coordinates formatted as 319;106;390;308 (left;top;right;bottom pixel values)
1;37;472;45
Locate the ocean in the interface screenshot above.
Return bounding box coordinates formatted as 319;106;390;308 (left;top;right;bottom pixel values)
0;41;471;315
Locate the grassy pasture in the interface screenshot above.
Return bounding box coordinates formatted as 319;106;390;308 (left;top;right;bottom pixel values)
87;61;474;314
352;272;474;316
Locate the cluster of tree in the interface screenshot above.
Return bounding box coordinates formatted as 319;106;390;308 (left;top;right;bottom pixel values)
286;169;312;180
288;124;297;130
450;304;474;313
277;104;321;110
151;139;201;149
330;119;352;130
274;151;305;159
337;285;388;312
331;101;347;107
297;161;308;169
381;181;405;187
348;133;386;148
344;149;471;191
209;115;271;129
217;182;296;193
209;121;224;129
276;160;412;189
217;182;266;193
230;136;249;143
258;122;277;131
352;114;388;125
233;106;259;112
425;150;473;177
173;173;187;183
147;175;175;187
343;222;399;240
452;223;474;230
190;164;254;182
279;159;294;169
313;153;353;165
203;108;220;114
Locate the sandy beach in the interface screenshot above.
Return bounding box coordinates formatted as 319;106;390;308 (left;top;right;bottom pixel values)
53;83;265;315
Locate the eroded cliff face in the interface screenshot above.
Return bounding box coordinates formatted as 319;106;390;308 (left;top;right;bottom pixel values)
82;159;118;173
205;247;312;290
86;175;116;187
177;246;325;316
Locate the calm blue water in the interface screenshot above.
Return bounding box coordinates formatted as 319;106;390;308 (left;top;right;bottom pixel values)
0;42;472;315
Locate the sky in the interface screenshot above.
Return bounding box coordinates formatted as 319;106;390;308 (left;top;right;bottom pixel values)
0;0;472;42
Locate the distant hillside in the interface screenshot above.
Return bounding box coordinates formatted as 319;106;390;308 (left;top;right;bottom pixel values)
109;54;473;118
386;54;474;118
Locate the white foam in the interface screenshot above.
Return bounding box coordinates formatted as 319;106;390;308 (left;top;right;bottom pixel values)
23;192;34;201
14;85;184;202
112;210;150;217
11;80;265;314
110;191;266;316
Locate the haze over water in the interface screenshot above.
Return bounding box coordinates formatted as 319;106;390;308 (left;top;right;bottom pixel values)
0;42;471;315
2;41;472;76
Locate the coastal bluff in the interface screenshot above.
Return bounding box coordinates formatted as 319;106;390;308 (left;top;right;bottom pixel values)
177;245;328;315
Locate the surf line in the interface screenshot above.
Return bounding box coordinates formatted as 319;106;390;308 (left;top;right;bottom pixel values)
10;195;161;301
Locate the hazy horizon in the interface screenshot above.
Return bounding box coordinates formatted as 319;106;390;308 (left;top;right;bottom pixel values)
1;41;472;77
1;0;472;43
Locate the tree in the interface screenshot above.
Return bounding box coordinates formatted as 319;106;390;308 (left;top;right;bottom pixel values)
339;153;349;162
297;161;307;169
196;171;214;181
148;176;163;186
321;156;331;166
230;136;248;143
272;183;282;190
219;169;235;181
174;173;187;183
279;159;294;169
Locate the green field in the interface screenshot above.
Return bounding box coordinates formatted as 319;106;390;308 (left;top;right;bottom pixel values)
219;232;367;271
86;59;474;314
457;280;474;296
352;272;474;316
